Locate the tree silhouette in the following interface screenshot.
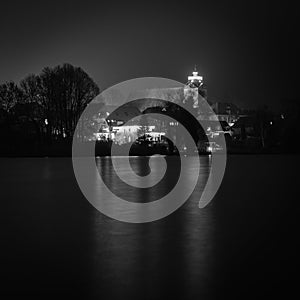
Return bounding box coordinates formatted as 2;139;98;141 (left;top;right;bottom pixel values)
137;114;149;140
40;63;99;140
0;81;23;112
0;63;100;149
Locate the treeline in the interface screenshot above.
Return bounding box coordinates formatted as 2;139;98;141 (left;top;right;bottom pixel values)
0;63;99;153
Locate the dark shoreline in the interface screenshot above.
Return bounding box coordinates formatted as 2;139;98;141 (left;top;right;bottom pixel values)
1;151;299;158
1;139;298;158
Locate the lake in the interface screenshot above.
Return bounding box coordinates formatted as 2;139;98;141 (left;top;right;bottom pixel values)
1;155;299;299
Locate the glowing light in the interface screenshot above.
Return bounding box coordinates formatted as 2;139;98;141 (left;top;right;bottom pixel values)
188;75;203;82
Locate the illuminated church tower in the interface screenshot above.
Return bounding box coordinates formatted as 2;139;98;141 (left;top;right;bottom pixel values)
186;65;207;101
187;65;203;88
184;66;207;110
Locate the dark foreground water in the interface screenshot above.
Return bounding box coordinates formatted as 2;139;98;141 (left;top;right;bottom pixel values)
1;155;299;299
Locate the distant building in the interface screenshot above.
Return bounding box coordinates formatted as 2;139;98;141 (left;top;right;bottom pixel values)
93;105;164;144
87;67;246;146
211;102;240;125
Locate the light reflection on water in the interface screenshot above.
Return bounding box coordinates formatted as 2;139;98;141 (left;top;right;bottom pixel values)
0;156;215;298
2;156;295;298
89;156;215;298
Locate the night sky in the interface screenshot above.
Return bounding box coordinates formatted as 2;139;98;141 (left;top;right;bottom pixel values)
0;0;298;110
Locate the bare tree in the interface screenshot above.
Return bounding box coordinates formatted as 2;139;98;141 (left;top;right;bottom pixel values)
0;81;23;113
39;63;100;141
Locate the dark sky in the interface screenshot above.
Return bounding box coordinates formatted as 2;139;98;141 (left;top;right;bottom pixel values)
0;0;298;110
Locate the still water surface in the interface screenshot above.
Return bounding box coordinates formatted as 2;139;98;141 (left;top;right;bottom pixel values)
1;155;299;299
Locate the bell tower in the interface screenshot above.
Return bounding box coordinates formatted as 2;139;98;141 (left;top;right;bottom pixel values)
187;65;203;88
